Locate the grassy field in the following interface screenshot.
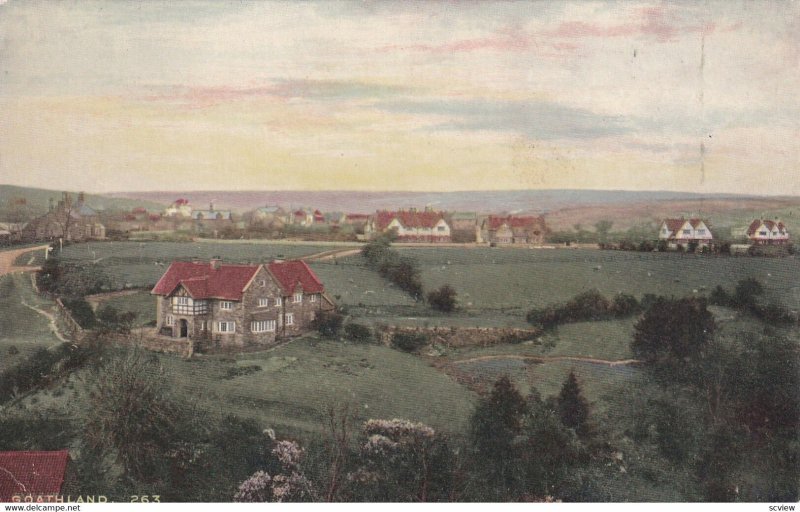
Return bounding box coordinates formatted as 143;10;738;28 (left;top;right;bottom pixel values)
0;273;63;372
95;291;157;326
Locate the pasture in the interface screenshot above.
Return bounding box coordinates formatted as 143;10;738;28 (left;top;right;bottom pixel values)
0;273;63;372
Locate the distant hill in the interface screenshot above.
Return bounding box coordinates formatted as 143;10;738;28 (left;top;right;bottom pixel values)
105;189;797;215
0;185;166;218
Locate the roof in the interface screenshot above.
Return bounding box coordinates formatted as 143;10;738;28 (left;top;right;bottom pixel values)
76;203;97;216
662;218;705;234
267;260;324;294
173;198;190;205
345;213;370;220
151;262;260;300
486;215;543;231
191;210;232;220
374;211;447;230
0;450;70;501
747;219;787;236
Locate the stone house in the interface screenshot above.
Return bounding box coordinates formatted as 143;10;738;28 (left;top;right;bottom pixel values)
479;215;546;244
22;192;105;242
151;258;334;350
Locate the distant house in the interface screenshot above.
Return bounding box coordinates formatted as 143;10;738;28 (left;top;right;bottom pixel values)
22;192;105;242
746;219;789;245
658;218;713;247
312;209;326;224
0;450;77;502
366;209;451;242
479;215;546;245
291;209;313;226
164;198;192;218
151;259;334;349
252;205;287;225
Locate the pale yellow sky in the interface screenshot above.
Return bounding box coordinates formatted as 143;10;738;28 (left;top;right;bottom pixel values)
0;1;798;194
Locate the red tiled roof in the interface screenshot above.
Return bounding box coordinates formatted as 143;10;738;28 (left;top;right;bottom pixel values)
151;262;260;300
375;211;446;230
345;214;369;220
747;219;786;236
173;199;189;205
294;210;306;217
267;260;324;294
486;215;543;230
662;218;704;234
0;450;70;501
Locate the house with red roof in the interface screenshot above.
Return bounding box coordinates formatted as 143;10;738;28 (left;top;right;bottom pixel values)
365;208;451;242
658;218;713;248
479;215;547;245
151;258;334;349
746;219;789;245
0;450;77;502
164;198;192;218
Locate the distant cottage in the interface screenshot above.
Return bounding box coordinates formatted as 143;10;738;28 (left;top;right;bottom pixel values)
658;218;713;248
746;219;789;245
479;215;546;245
366;208;451;242
151;259;334;350
22;192;105;242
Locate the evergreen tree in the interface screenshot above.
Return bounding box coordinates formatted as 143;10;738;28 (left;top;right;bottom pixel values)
557;371;591;438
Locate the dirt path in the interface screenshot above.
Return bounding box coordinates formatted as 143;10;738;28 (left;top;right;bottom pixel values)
0;245;49;276
19;298;68;343
452;354;641;367
302;248;363;262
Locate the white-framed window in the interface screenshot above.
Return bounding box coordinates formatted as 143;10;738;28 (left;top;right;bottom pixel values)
437;226;445;231
760;231;767;236
697;229;706;235
275;297;282;307
175;296;190;306
293;293;302;303
217;321;236;333
166;315;174;326
258;298;269;307
310;294;317;303
251;320;276;333
285;313;294;326
220;301;234;310
682;229;691;235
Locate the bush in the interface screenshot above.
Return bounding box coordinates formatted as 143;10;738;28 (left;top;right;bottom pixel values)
709;285;733;307
391;331;429;353
63;298;96;329
7;346;19;356
344;323;372;343
427;285;457;312
612;293;640;317
312;310;344;338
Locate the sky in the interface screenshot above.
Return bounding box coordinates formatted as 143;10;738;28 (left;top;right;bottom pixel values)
0;0;798;194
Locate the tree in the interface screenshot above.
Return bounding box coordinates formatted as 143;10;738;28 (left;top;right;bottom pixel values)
733;277;764;308
312;310;344;338
469;376;527;497
557;371;591;438
84;350;183;483
427;285;457;312
631;297;715;366
593;220;613;243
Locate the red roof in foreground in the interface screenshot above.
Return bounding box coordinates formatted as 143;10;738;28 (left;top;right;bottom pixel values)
0;450;70;501
151;261;259;300
267;260;324;294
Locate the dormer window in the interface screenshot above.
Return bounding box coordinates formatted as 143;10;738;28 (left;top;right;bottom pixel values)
220;301;234;310
293;292;303;303
682;229;691;235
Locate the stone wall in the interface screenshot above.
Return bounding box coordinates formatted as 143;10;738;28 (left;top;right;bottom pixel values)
378;325;541;348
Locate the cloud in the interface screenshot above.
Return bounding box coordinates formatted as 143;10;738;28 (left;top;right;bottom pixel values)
375;98;631;139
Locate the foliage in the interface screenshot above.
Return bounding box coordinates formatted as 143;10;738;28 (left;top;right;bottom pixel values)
361;238;424;300
234;440;316;502
63;297;96;329
391;331;429;353
631;297;715;366
734;277;764;308
557;371;591;438
427;284;457;312
96;304;137;333
343;323;373;343
527;289;641;329
313;310;344;338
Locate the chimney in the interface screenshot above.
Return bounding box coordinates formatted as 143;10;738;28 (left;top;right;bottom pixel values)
209;201;214;212
48;198;54;212
210;257;222;270
78;191;85;204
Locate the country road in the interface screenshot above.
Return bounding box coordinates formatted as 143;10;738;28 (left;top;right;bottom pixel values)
0;245;49;276
452;354;642;367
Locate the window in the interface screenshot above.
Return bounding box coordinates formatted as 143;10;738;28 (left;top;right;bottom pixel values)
437;226;445;231
251;320;276;333
697;229;706;235
259;280;266;287
217;321;236;333
166;315;174;326
310;294;317;303
220;301;234;310
258;298;269;307
293;293;302;303
175;296;190;306
760;230;767;236
682;229;691;235
285;313;294;326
